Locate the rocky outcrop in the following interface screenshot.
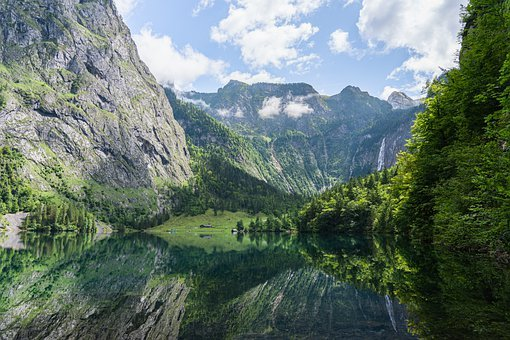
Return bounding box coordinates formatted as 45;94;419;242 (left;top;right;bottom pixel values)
388;91;422;110
0;0;191;189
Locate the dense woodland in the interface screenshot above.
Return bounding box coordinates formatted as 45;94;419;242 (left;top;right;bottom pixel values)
298;0;510;254
298;169;395;234
23;202;95;233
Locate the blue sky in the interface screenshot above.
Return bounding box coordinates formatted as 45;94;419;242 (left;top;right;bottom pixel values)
114;0;467;98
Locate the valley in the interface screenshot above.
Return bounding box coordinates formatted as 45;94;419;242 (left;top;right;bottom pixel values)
0;0;509;338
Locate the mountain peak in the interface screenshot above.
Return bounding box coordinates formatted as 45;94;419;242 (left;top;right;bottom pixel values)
336;86;370;99
225;79;248;88
342;85;363;93
387;91;421;110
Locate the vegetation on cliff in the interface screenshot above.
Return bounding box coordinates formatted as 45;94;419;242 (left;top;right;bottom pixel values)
166;92;303;216
0;147;34;215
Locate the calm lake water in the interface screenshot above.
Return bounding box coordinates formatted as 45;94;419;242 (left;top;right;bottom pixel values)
0;231;508;339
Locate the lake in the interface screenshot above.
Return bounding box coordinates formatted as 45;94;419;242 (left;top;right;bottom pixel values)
0;231;508;339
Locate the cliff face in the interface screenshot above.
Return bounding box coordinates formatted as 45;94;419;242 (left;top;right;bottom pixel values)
0;0;191;189
226;268;414;339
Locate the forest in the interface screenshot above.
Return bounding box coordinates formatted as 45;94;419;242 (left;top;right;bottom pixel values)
297;0;510;255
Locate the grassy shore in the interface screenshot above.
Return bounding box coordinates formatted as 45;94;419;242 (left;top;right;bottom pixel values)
149;209;266;233
147;210;269;253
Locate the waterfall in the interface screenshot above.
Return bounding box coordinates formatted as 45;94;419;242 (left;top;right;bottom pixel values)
385;295;397;332
377;137;386;171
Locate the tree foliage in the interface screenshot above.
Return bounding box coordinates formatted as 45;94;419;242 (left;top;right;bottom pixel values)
393;0;510;251
297;169;395;234
23;201;95;232
0;146;35;214
296;0;510;255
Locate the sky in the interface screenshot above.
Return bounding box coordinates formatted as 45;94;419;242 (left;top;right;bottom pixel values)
113;0;468;99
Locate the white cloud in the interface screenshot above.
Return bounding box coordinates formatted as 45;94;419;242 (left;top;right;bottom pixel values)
224;70;285;84
216;107;245;118
233;108;245;118
357;0;467;93
235;23;319;68
284;101;313;118
133;26;227;90
259;97;282;119
258;94;315;119
113;0;139;17
287;54;321;74
193;0;215;16
217;108;231;117
211;0;325;70
181;97;211;110
380;86;400;100
329;29;353;54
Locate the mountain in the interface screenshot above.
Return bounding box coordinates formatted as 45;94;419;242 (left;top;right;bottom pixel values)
181;81;423;193
387;91;422;110
0;0;190;188
0;0;191;223
165;90;302;214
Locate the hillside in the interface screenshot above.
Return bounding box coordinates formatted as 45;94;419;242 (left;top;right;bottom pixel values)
296;0;510;255
0;0;191;226
166;90;302;214
182;82;422;193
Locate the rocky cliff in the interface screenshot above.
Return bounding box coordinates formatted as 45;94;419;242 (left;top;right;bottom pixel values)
387;91;422;110
0;0;191;190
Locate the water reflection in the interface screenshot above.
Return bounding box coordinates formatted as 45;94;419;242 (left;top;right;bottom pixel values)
0;232;508;339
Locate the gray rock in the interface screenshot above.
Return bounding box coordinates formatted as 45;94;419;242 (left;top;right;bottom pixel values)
0;0;191;189
387;91;422;110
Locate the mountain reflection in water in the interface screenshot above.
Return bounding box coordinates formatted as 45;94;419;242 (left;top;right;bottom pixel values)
0;232;508;339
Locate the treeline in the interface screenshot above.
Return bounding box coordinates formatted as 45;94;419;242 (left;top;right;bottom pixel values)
297;0;510;255
23;201;95;232
238;214;296;233
0;146;96;233
298;169;394;234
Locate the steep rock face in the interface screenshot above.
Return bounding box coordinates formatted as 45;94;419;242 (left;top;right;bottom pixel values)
183;81;421;191
0;0;191;188
226;268;414;339
387;91;422;110
0;235;190;340
345;105;418;177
